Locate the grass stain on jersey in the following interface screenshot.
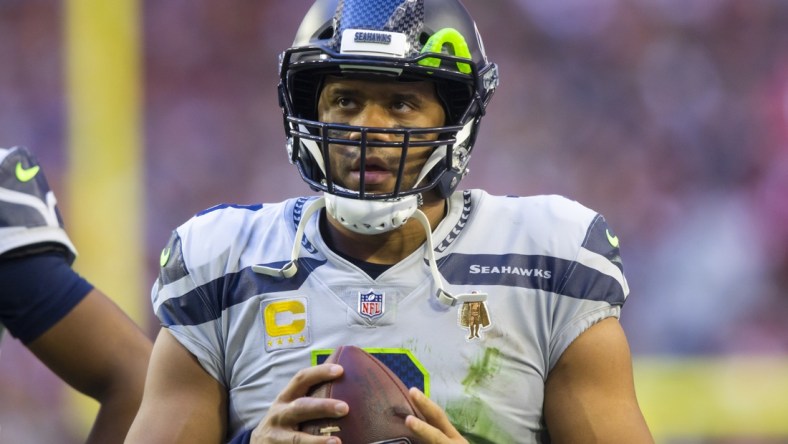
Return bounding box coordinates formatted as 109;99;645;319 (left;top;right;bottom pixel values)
462;347;502;387
446;396;515;444
444;347;515;443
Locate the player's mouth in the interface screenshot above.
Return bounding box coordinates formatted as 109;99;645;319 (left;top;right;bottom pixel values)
350;157;394;186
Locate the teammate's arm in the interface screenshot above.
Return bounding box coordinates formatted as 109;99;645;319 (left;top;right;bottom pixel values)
26;287;151;444
543;317;654;443
0;145;153;442
125;328;228;444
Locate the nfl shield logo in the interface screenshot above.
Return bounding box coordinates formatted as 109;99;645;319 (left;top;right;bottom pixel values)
358;290;384;320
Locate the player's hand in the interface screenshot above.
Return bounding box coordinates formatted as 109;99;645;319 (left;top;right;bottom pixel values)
405;387;469;444
249;363;349;443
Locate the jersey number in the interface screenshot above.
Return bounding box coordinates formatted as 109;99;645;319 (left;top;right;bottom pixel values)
312;348;430;395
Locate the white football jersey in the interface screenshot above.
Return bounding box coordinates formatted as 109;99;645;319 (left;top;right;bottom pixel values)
152;189;628;443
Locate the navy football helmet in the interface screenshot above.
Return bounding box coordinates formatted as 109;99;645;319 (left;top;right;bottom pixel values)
279;0;499;201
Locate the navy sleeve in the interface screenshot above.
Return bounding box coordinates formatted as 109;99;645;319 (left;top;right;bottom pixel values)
0;252;94;343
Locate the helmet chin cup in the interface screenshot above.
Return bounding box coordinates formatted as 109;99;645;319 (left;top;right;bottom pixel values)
324;192;421;235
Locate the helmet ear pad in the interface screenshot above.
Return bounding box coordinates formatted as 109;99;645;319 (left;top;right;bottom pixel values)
432;166;461;198
284;72;329;189
289;71;325;122
425;80;478;199
426;131;477;199
434;74;476;126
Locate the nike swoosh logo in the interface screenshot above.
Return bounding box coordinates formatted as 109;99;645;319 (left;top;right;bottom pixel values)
15;162;40;182
606;229;620;249
160;247;171;267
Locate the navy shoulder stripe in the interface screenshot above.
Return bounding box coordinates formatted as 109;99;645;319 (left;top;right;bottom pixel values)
157;257;326;327
439;253;560;292
438;253;625;305
196;203;263;217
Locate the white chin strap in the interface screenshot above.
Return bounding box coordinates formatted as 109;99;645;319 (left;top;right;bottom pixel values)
251;197;326;279
252;196;487;307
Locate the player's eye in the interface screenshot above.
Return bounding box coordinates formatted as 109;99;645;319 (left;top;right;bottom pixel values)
336;97;355;108
392;101;412;112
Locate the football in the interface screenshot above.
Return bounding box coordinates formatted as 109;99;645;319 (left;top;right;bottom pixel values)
299;345;425;443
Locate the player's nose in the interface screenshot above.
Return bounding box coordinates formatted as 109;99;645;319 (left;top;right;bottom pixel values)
348;105;399;141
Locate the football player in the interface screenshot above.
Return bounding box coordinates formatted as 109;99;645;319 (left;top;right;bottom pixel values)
0;146;152;443
128;0;653;442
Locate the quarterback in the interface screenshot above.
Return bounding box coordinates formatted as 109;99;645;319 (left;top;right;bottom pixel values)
127;0;653;443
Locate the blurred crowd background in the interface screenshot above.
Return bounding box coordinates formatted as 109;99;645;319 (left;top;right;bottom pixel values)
1;0;787;442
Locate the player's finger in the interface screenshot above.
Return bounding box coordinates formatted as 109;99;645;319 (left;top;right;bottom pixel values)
276;363;344;401
281;395;349;424
253;426;344;444
406;387;466;442
408;387;456;433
